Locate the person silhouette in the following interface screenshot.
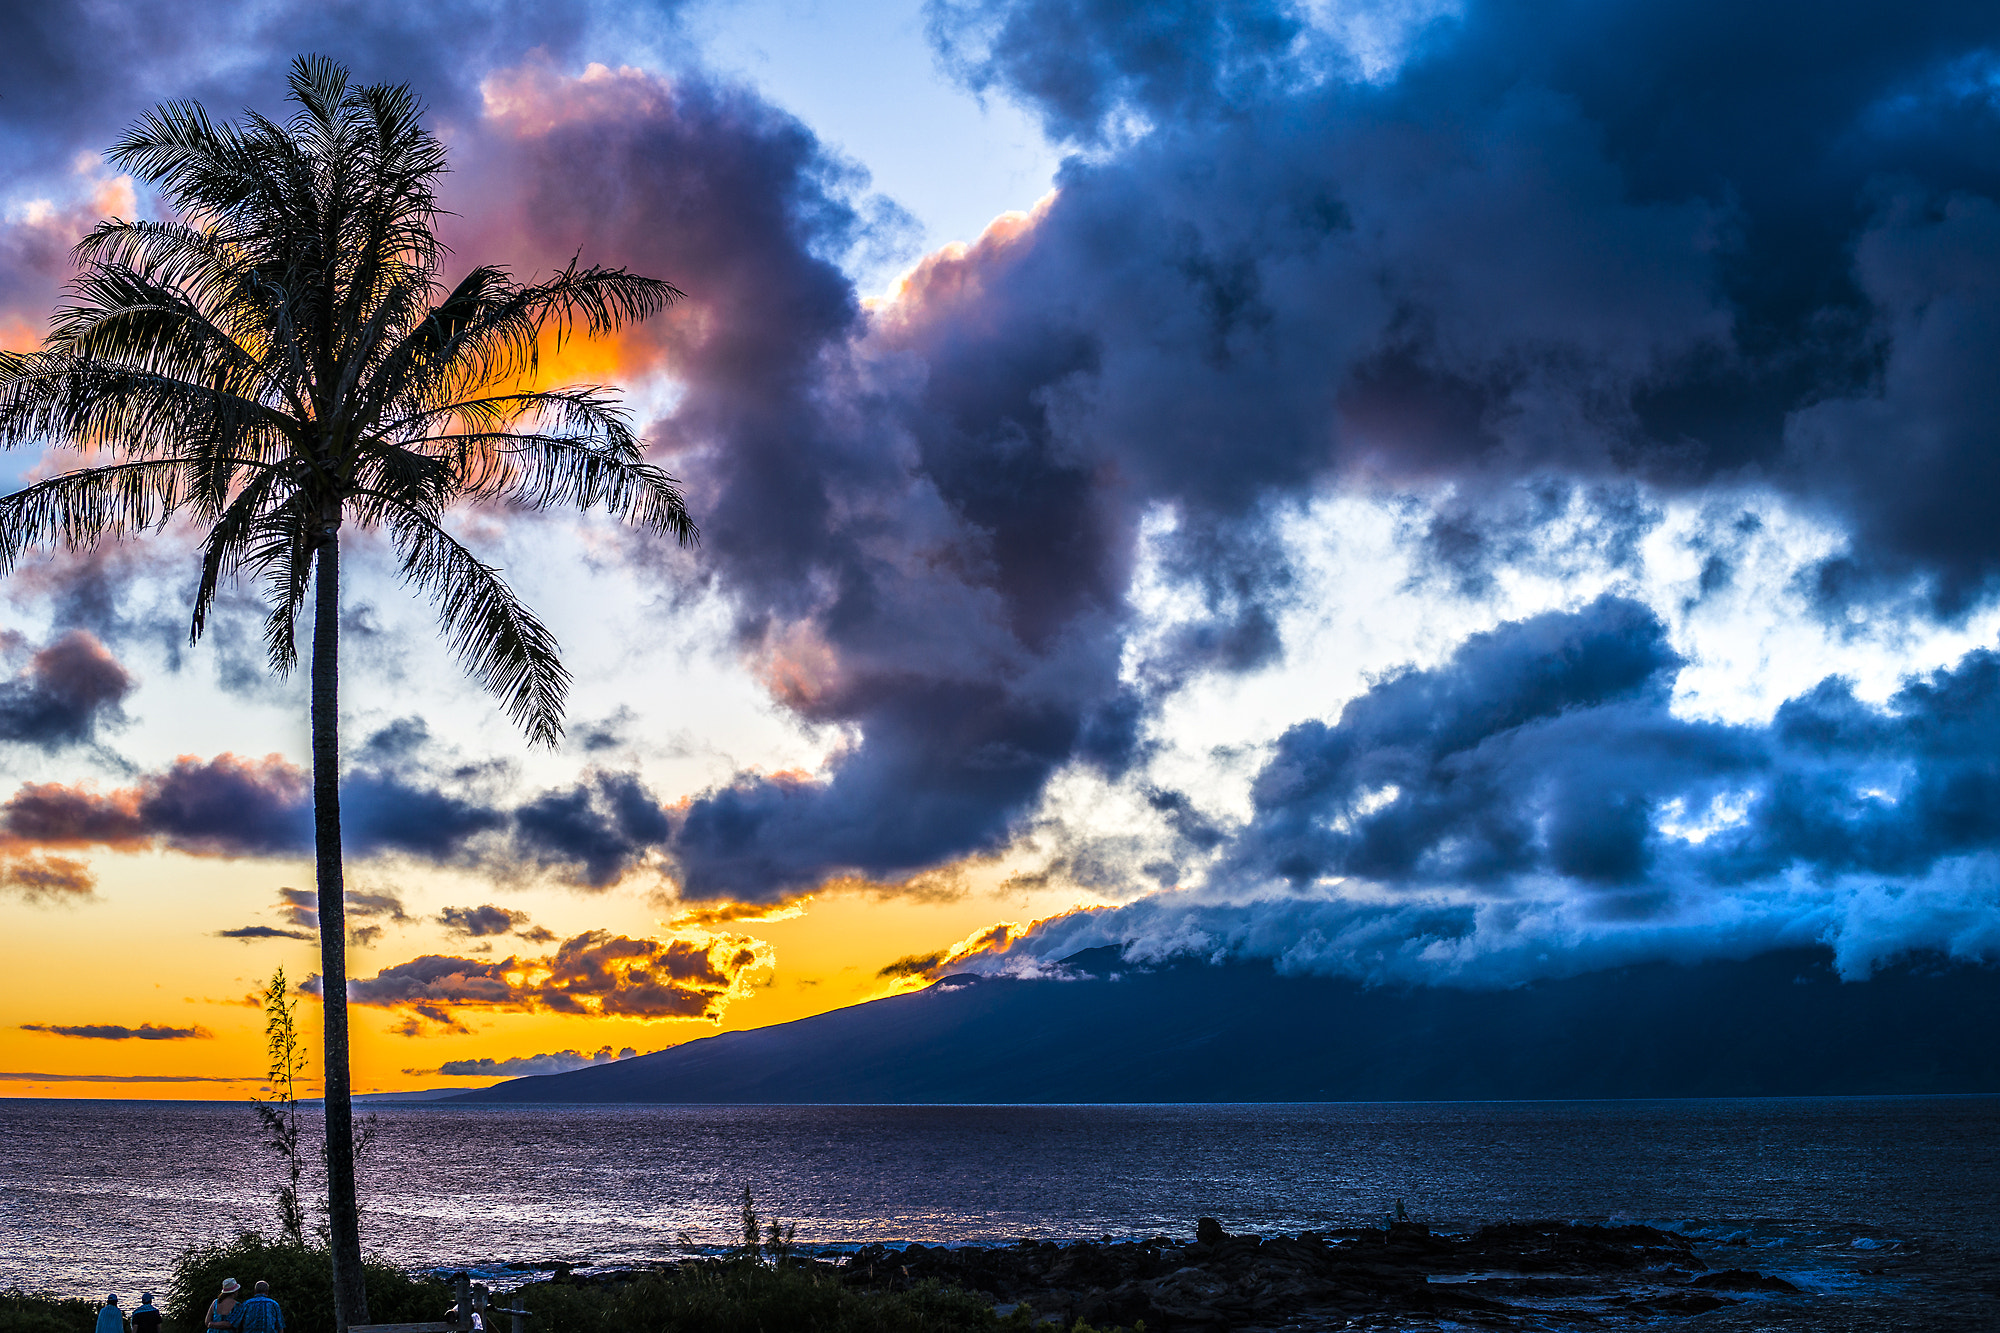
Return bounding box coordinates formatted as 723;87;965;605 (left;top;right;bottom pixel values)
93;1294;126;1333
205;1279;240;1333
130;1294;162;1333
226;1281;284;1333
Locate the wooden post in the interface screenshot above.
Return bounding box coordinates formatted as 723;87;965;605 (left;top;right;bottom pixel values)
453;1275;471;1333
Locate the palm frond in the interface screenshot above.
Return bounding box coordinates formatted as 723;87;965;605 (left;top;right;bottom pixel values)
524;259;686;345
190;462;301;641
464;431;696;544
245;502;319;672
384;506;571;745
0;350;294;461
0;460;193;574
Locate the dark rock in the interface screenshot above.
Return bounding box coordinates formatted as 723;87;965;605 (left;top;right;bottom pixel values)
831;1216;1817;1328
1691;1268;1803;1293
1643;1292;1739;1315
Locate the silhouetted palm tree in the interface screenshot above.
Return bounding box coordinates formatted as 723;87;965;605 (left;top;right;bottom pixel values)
0;56;693;1327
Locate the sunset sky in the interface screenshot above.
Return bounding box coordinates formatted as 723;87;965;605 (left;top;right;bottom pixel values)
4;0;2000;1096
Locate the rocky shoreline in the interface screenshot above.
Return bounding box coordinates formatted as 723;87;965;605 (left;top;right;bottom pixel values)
834;1218;1801;1328
543;1217;1810;1329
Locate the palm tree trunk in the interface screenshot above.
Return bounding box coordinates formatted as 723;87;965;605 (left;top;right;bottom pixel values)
312;529;369;1331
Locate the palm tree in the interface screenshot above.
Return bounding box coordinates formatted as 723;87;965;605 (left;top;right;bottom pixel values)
0;56;693;1328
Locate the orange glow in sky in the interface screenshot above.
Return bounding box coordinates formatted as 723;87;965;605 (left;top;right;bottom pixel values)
0;845;1096;1098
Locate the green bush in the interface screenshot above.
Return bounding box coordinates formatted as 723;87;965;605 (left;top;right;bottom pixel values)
152;1231;1139;1333
511;1262;1038;1333
0;1289;99;1333
167;1237;449;1333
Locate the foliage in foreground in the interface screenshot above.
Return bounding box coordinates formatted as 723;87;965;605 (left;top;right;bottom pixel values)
0;1290;98;1333
512;1262;1040;1333
9;1230;1147;1333
166;1237;448;1333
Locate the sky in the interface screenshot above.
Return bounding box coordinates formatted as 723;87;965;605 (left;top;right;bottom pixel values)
2;0;1999;1097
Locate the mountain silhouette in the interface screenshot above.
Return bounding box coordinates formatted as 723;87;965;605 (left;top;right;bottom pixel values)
452;948;2000;1103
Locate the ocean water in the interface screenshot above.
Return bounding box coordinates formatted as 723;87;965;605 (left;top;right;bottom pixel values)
2;1096;1995;1328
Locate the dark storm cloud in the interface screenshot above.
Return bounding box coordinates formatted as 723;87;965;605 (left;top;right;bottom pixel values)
344;770;510;859
1785;194;2000;612
865;593;2000;981
0;743;686;889
0;754;509;863
452;63;1139;899
458;61;1190;899
1;754;308;855
581;0;2000;905
437;904;526;937
513;770;673;887
929;0;1310;143
217;886;411;945
0;631;132;748
6;0;2000;940
436;903;555;943
922;0;2000;610
19;1022;211;1040
1232;596;1735;890
0;0;627;180
0;546;201;675
218;925;315;941
1192;596;2000;946
560;0;1789;897
665;681;1122;899
456;12;1754;899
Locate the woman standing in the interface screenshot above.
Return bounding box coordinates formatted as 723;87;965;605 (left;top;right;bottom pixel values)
204;1279;241;1333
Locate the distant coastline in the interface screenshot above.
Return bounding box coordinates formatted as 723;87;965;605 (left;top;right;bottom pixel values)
453;946;2000;1105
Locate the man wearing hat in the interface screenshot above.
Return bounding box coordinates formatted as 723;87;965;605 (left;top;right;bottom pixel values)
204;1279;241;1332
93;1294;126;1333
130;1294;163;1333
226;1281;284;1333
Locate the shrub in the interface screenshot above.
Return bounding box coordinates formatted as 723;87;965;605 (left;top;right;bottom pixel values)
511;1264;1036;1333
0;1289;98;1333
155;1230;1137;1333
167;1237;448;1333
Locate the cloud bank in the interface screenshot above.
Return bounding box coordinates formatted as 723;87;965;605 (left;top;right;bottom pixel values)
19;1022;212;1040
0;631;132;749
950;595;2000;984
4;0;2000;991
408;1044;639;1077
319;927;775;1031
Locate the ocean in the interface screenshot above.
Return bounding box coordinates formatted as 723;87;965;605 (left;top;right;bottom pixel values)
3;1096;1996;1328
